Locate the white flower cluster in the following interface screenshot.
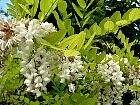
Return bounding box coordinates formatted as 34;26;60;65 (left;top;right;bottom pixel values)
20;48;59;97
0;17;22;50
129;66;140;86
130;98;140;105
14;19;57;97
59;55;84;93
0;69;3;90
98;85;128;105
130;92;140;105
97;54;128;105
98;54;125;86
0;18;56;51
15;19;56;44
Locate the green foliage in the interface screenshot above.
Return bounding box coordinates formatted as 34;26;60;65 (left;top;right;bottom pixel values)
39;0;59;21
58;31;86;50
129;85;140;92
0;54;23;102
3;0;140;105
0;54;23;91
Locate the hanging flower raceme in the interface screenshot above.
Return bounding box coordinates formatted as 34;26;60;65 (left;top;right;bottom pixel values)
0;17;23;50
98;54;125;86
97;54;127;105
59;55;84;93
15;19;57;97
20;48;60;97
129;65;140;86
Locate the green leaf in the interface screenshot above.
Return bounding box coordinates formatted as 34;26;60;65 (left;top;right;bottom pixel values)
6;3;14;9
25;0;34;5
82;16;90;27
118;30;125;44
122;9;132;20
30;0;39;17
58;0;67;14
84;7;97;19
7;9;16;17
24;97;30;104
20;96;24;101
111;11;121;22
89;23;101;35
82;98;98;105
30;101;40;105
74;14;81;27
99;17;109;35
64;50;80;57
104;21;114;32
129;85;140;92
116;20;129;27
87;48;98;62
84;28;91;39
86;0;94;9
53;11;65;30
84;32;96;50
54;95;60;101
96;51;106;64
77;0;86;9
93;23;101;35
38;38;63;50
39;0;59;21
46;30;66;45
18;3;30;14
71;93;81;102
72;3;83;18
58;31;86;50
129;8;140;22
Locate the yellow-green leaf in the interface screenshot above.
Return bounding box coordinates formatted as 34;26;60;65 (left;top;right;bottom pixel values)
18;3;30;14
77;0;86;9
64;50;80;57
58;0;67;14
129;85;140;92
116;20;129;26
86;0;94;9
82;16;90;27
111;11;121;22
58;31;86;50
72;3;83;18
93;23;101;35
84;32;96;50
38;38;62;51
84;7;97;19
129;8;140;22
104;21;114;32
39;0;59;21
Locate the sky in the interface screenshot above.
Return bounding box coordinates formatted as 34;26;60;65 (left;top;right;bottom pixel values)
0;0;11;19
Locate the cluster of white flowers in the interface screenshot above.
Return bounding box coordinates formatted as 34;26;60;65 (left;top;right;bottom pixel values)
0;18;56;51
20;48;59;97
13;19;57;96
97;54;128;105
130;92;140;105
0;17;22;50
59;55;84;93
98;85;128;105
129;65;140;86
130;99;140;105
0;69;3;90
98;54;125;86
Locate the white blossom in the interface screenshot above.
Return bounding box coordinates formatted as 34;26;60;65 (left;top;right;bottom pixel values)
68;83;75;93
98;54;125;86
59;55;84;83
0;17;23;50
97;54;128;105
